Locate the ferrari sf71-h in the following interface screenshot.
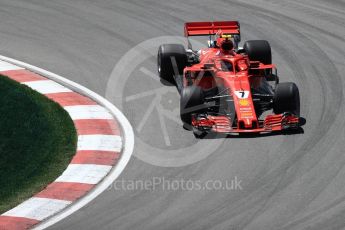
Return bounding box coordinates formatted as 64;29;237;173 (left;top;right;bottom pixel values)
157;21;300;137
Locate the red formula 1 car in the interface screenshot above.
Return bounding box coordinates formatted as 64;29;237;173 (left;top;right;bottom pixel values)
157;21;300;137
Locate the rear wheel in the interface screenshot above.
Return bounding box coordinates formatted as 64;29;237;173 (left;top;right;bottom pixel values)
273;82;300;116
243;40;272;64
180;86;205;129
157;44;187;84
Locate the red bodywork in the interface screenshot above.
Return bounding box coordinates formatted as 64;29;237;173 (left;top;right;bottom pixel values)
183;21;299;134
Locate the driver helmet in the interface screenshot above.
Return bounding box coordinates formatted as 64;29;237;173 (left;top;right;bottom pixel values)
215;31;234;52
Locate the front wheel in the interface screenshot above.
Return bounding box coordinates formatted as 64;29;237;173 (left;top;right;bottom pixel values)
273;82;300;116
180;86;205;128
243;40;272;64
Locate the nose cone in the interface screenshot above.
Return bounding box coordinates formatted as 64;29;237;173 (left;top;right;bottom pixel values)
224;77;258;130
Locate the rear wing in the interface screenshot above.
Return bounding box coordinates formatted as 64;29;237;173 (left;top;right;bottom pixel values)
184;21;240;37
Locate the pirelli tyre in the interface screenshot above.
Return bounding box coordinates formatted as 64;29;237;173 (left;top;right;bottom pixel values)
157;44;187;84
243;40;272;64
273;82;300;116
180;86;205;129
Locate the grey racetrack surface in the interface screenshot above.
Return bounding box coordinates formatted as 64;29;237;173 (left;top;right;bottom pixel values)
1;0;345;229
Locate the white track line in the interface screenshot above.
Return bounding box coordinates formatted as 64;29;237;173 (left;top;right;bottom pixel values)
64;105;113;120
77;135;122;152
3;198;71;221
55;164;112;184
0;60;24;71
23;80;72;94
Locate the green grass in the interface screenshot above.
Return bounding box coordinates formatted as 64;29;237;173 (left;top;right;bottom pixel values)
0;75;77;214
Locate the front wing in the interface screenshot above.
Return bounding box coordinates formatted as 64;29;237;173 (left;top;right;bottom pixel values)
191;113;299;134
